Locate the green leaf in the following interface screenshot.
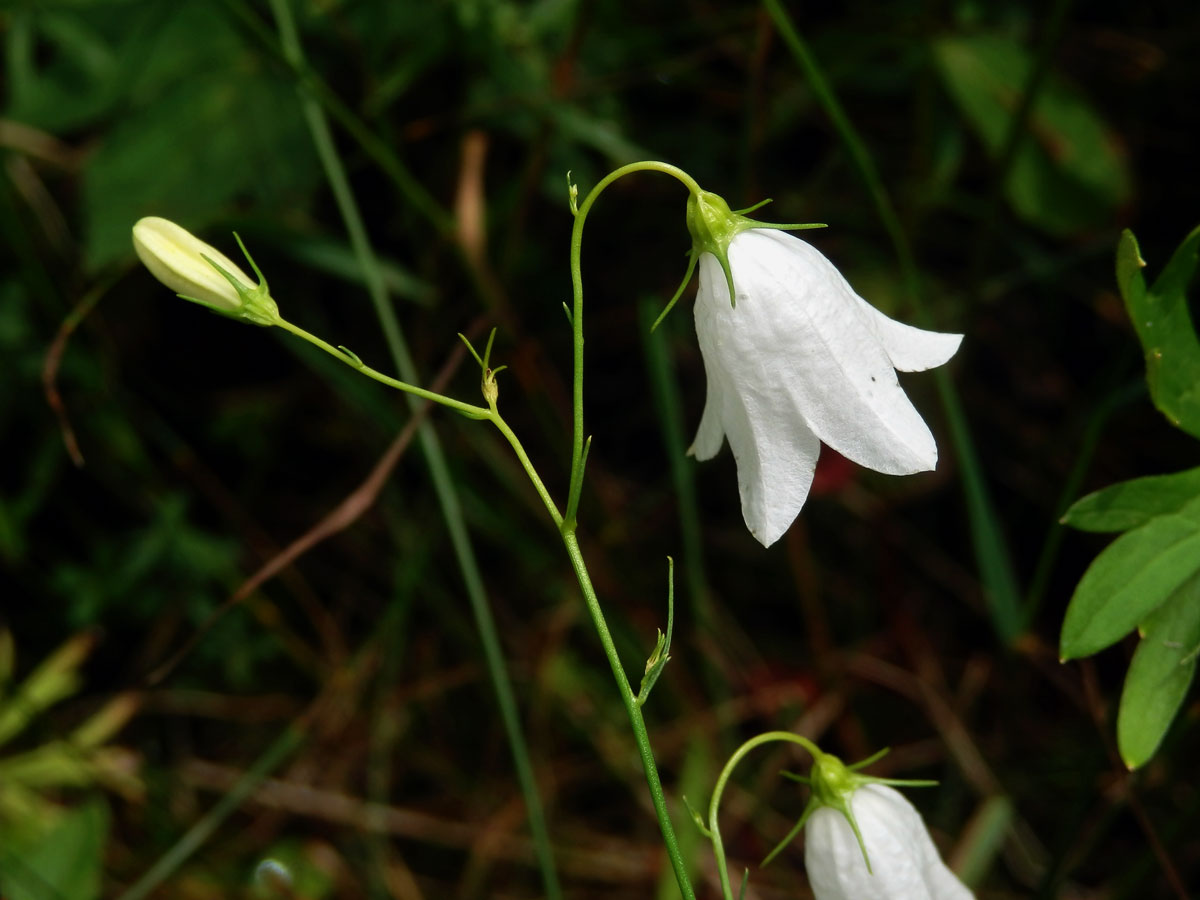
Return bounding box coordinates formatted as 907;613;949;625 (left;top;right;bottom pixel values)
1060;495;1200;660
0;797;109;900
1118;226;1200;438
932;34;1131;236
1062;467;1200;532
78;4;321;270
1117;574;1200;769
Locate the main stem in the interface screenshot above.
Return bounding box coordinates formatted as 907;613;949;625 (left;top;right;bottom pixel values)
560;529;697;899
486;407;695;896
561;161;705;898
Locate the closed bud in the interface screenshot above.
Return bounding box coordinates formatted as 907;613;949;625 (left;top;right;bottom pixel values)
132;217;280;326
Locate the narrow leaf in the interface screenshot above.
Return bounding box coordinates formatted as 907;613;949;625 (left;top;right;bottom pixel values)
1062;466;1200;532
1060;495;1200;660
933;34;1131;236
1117;574;1200;769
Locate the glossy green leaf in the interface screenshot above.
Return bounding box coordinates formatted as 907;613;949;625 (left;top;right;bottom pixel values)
1117;574;1200;769
1117;226;1200;438
933;34;1131;236
1060;494;1200;660
1062;466;1200;532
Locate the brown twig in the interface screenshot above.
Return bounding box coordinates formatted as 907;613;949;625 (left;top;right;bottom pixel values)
41;269;127;467
146;325;482;686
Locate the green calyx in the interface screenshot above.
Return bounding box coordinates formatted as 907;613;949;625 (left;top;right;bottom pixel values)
680;190;827;313
650;186;827;330
808;751;875;872
685;191;752;309
810;752;860;807
765;746;938;874
193;233;280;327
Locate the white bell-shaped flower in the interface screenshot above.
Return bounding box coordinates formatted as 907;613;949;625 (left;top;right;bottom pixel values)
132;217;280;326
684;191;961;547
805;783;974;900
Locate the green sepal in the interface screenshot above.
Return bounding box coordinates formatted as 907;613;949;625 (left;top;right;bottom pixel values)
200;232;280;327
649;252;699;332
684;189;824;309
809;754;874;873
770;746;938;872
686;191;742;306
761;796;820;868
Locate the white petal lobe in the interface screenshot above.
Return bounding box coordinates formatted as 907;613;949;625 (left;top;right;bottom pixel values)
804;785;974;900
690;225;961;545
851;294;963;373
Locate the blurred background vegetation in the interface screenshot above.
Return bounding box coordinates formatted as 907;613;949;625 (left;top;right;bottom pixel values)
2;0;1198;897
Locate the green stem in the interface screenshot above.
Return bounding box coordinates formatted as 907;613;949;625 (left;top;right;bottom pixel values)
276;317;489;419
116;725;306;900
560;529;698;900
566;161;701;525
489;410;564;528
265;3;563;897
219;0;451;234
557;162;714;898
290;326;698;898
762;0;1024;645
706;731;821;900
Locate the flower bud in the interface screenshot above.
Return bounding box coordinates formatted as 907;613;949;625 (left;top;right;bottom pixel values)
132;217;280;326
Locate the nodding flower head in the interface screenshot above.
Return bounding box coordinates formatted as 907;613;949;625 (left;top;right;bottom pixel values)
802;756;974;900
684;192;962;546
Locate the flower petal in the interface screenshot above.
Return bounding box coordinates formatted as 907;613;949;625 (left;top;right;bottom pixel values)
694;254;821;546
723;385;822;547
725;229;940;475
132;217;253;312
804;785;973;900
689;341;728;461
850;296;963;373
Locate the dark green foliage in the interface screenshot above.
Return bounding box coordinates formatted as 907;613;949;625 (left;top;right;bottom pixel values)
1061;225;1200;769
3;0;1200;896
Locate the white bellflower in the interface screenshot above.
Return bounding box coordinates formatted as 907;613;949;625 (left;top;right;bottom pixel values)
805;783;974;900
685;192;962;546
776;750;974;900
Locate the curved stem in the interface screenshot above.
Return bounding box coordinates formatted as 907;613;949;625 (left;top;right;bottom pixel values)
559;163;708;898
565;161;701;525
707;731;822;900
277;153;707;896
489;410;564;528
276;317;489;419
